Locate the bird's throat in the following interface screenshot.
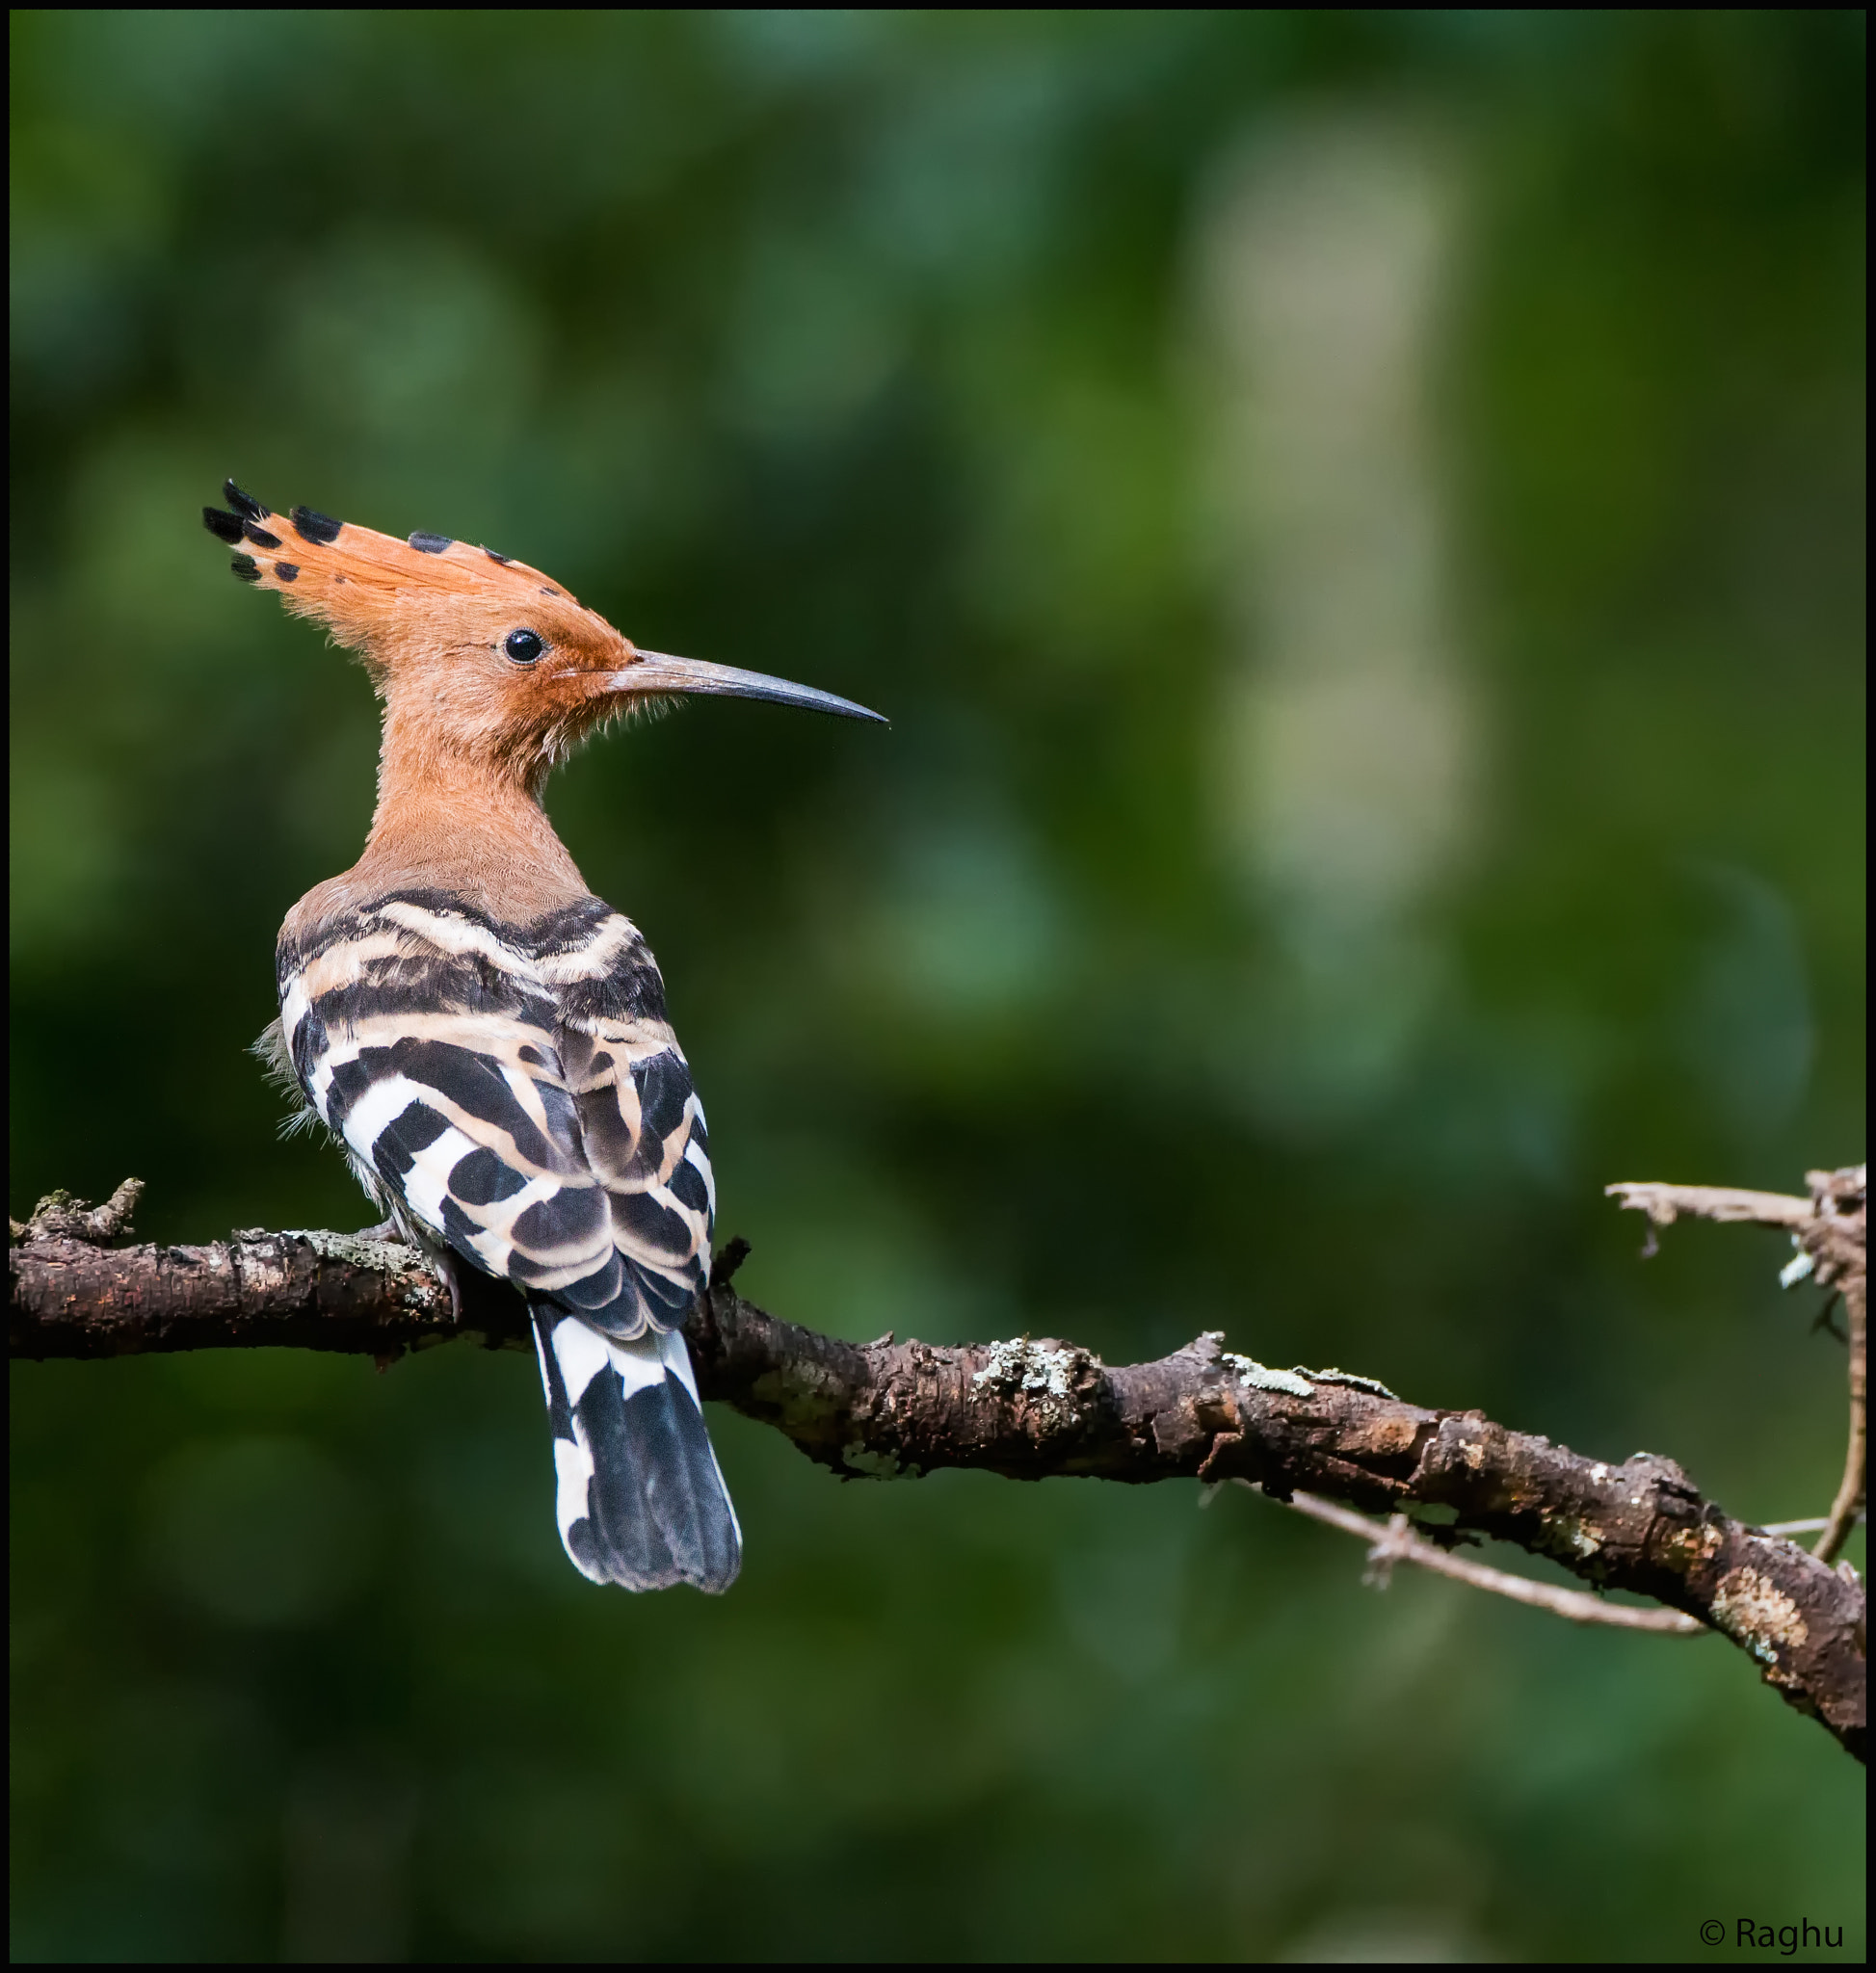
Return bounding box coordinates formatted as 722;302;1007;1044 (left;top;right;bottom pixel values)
357;734;593;924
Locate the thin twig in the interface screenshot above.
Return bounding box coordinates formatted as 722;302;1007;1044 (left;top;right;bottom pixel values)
1805;1167;1868;1564
1603;1180;1814;1230
1244;1483;1705;1634
1607;1166;1867;1568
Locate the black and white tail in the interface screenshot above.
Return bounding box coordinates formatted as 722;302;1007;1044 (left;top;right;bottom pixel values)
533;1308;742;1592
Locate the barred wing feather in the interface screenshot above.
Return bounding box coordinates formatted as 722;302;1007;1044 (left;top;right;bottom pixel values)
560;1022;716;1327
280;892;713;1335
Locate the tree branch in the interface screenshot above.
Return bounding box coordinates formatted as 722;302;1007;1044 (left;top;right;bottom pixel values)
12;1184;1864;1759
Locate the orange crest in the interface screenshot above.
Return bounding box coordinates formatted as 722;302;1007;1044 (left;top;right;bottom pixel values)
202;480;629;680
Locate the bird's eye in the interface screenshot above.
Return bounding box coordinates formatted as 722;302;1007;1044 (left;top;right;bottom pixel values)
504;628;543;666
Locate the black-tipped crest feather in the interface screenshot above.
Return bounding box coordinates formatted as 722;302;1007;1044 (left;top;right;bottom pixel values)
224;479;270;521
291;505;344;545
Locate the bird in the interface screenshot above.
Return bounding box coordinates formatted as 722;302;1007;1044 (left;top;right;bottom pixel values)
203;479;884;1592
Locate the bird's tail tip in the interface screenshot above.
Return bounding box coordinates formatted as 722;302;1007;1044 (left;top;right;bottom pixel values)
533;1309;742;1594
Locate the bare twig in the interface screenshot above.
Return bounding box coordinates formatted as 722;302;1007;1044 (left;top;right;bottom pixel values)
1804;1167;1868;1564
1604;1181;1814;1230
1247;1484;1705;1634
1607;1165;1866;1566
9;1181;1865;1760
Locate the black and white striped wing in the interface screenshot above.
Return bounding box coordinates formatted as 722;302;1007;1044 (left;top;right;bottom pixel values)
280;893;710;1335
282;905;608;1305
559;1014;716;1329
531;930;732;1591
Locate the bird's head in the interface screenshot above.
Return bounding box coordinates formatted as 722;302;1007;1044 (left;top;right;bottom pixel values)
204;480;884;789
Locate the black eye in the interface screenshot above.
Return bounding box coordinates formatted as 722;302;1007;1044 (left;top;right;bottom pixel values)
504;628;543;666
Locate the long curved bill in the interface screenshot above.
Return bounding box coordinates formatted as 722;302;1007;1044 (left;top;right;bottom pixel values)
600;650;887;724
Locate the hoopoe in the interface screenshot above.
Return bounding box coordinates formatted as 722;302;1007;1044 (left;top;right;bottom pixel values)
204;480;883;1592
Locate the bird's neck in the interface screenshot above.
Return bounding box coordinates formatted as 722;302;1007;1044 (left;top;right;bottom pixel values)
345;716;593;926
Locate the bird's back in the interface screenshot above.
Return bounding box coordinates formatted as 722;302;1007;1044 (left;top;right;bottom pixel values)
274;883;739;1590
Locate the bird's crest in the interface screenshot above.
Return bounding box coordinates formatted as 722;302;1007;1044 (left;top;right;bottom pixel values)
202;478;608;672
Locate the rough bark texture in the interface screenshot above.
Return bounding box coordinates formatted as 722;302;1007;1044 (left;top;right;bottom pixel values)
12;1213;1864;1760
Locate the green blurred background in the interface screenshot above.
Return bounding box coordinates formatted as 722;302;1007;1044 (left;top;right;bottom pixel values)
10;10;1865;1962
